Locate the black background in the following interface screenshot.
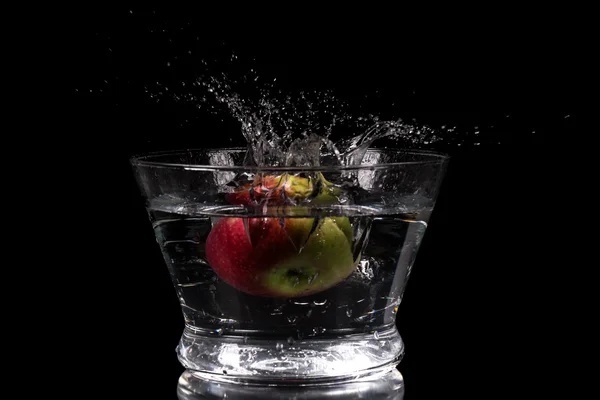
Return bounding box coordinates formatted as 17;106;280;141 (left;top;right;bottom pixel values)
65;10;571;399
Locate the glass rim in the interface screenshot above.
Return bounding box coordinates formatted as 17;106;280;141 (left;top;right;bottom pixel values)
129;147;450;172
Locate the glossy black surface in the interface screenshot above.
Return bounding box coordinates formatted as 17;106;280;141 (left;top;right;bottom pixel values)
177;368;404;399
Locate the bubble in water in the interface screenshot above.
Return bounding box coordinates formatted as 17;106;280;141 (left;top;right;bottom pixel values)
287;315;298;324
358;260;374;280
309;327;326;336
374;331;380;339
287;337;295;345
346;308;353;318
312;299;328;306
276;343;284;351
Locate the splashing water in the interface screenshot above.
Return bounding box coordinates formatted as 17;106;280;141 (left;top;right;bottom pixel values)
148;71;444;168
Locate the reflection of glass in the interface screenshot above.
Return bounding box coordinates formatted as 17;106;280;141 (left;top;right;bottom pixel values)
131;148;448;382
177;368;404;399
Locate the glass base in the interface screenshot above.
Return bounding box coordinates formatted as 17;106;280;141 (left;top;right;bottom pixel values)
176;325;404;383
177;367;405;399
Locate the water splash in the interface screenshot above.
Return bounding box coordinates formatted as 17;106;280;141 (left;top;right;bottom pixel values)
147;70;445;168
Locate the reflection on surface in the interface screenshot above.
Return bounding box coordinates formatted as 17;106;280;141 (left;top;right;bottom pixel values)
177;368;404;399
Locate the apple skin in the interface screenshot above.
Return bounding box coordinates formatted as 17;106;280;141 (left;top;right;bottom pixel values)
205;216;355;297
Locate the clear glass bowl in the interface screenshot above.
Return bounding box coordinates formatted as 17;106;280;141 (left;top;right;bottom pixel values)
131;148;448;384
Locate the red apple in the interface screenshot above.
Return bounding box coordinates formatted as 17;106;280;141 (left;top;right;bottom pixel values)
205;216;353;297
205;174;356;297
